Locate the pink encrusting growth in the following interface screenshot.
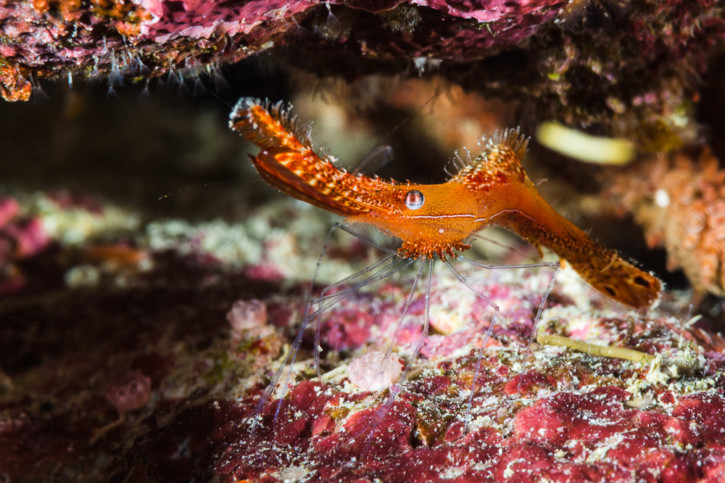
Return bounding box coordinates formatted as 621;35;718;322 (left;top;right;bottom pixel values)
105;369;152;416
225;97;678;480
216;263;725;481
0;206;49;260
348;350;404;391
0;197;20;227
1;185;724;481
226;298;268;332
0;0;568;101
0;196;51;294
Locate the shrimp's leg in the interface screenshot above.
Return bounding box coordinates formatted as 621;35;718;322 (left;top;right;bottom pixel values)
311;256;413;377
361;259;430;455
249;222;398;430
456;254;558;271
310;222;401;377
517;263;560;393
248;301;309;430
452;255;559;429
444;259;500;433
374;258;426;390
351;144;394;176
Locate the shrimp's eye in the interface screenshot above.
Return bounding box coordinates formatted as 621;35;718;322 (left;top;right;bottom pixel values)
404;190;425;210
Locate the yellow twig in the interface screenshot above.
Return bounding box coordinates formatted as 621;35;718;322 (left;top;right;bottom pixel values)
537;333;655;363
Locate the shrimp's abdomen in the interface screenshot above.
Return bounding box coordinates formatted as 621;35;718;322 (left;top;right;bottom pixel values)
492;183;661;309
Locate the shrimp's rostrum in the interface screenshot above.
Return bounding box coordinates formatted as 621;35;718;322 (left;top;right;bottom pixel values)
230;98;661;310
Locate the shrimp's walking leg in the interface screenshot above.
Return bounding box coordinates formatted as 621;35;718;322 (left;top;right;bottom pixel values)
410;259;434;377
311;256;413;377
516;264;560;393
444;259;500;433
249;222;397;430
361;259;431;454
310;222;402;377
452;255;559;428
368;259;427;404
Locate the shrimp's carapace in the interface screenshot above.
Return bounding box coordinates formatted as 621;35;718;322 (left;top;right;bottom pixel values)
230;98;661;309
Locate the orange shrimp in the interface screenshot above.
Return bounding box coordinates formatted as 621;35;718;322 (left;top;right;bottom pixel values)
230;98;661;310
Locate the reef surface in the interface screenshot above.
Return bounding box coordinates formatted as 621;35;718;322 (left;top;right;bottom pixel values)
0;183;724;481
0;1;724;479
1;0;724;150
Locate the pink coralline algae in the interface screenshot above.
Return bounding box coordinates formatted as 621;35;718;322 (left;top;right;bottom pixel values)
0;197;20;230
221;381;725;481
207;263;725;482
0;0;566;100
0;197;50;294
105;369;152;415
2;218;48;259
0;199;48;260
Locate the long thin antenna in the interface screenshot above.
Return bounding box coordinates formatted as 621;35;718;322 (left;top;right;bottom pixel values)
351;86;442;176
157;180;249;201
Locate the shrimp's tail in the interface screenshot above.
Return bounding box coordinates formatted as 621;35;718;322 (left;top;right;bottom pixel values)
565;243;661;310
493;185;661;310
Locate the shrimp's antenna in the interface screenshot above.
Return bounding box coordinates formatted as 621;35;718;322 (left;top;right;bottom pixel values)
351;86;442;176
351;144;395;177
156;180;251;201
456;255;558;271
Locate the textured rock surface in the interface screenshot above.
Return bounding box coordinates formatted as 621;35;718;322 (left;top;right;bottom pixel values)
0;183;723;481
1;0;723;150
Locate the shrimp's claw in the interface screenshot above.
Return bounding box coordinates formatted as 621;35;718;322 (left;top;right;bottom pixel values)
230;97;312;151
230;97;388;217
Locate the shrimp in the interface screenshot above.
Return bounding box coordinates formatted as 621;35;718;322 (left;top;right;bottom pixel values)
230;97;662;440
230;98;661;310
